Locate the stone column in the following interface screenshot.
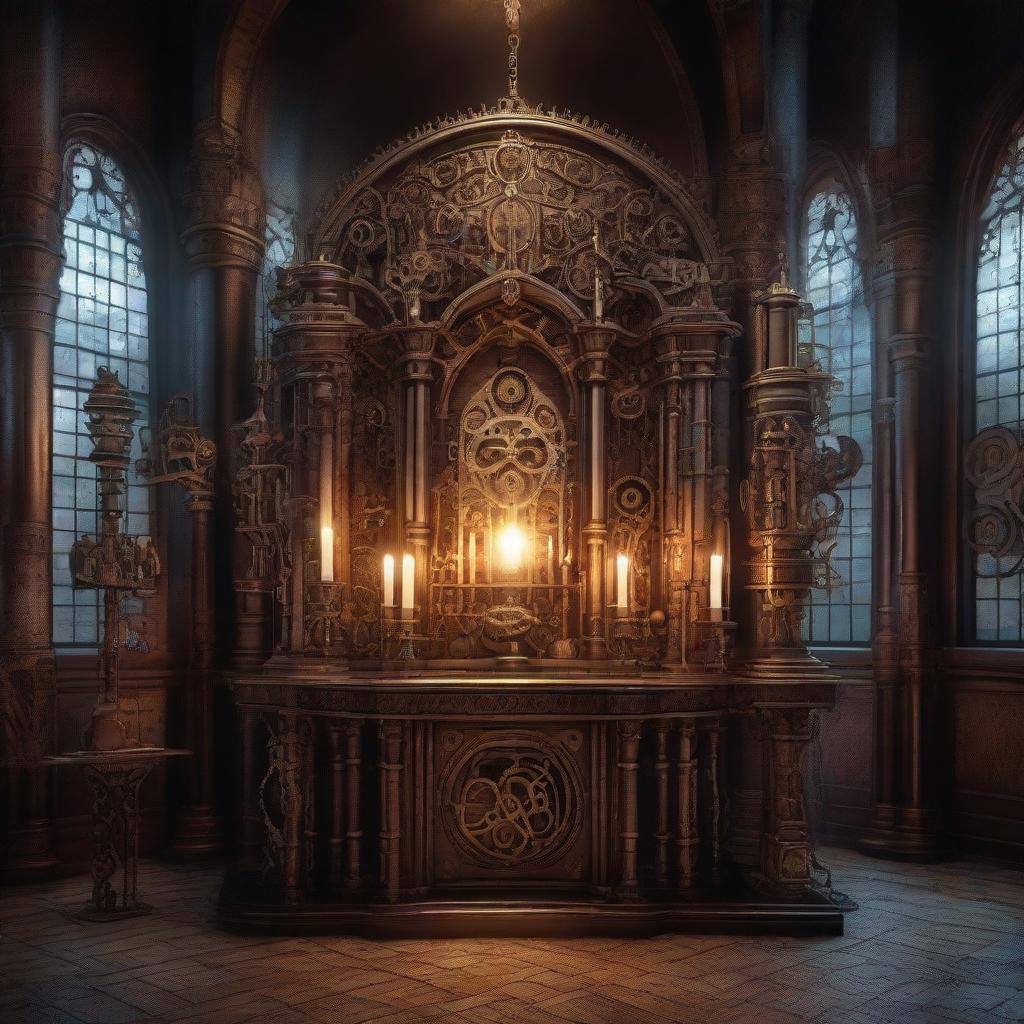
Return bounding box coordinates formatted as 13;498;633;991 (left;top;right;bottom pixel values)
177;117;264;855
182;116;265;660
862;137;941;860
394;328;435;621
718;134;788;657
0;0;61;880
577;325;617;659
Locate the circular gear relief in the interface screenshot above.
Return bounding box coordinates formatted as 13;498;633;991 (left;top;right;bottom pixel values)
440;731;584;869
492;369;529;411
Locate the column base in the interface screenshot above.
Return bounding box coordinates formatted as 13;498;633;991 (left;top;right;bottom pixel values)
743;648;832;680
857;822;945;863
0;819;57;883
167;805;221;860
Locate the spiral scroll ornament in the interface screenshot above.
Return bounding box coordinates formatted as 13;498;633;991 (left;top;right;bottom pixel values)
440;731;584;869
965;425;1024;572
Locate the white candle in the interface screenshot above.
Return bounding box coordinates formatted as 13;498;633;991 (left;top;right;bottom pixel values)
468;532;476;586
320;526;334;582
382;553;395;607
547;535;554;585
401;553;415;614
616;552;629;611
710;552;724;615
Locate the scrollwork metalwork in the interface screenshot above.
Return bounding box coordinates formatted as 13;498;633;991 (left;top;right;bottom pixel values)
440;731;584;869
965;425;1024;574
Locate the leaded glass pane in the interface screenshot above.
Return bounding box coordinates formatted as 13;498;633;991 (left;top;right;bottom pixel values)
803;187;873;644
256;202;295;357
974;132;1024;642
52;143;152;647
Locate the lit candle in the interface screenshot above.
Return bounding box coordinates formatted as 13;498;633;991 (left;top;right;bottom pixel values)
616;552;629;612
401;553;415;614
709;552;724;620
547;535;554;585
468;532;476;586
320;526;334;582
382;553;395;607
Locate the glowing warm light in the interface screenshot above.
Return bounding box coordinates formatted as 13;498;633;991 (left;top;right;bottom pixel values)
401;553;415;613
616;552;629;611
498;522;527;570
320;526;334;582
382;553;395;607
710;552;724;621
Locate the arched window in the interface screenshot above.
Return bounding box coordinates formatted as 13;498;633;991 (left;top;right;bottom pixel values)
52;143;152;647
256;201;295;357
973;130;1024;642
803;186;873;643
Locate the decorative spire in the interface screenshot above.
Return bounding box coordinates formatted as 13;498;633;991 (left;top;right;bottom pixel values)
505;0;521;98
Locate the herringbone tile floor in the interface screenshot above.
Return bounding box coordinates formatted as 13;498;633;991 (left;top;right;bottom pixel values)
2;848;1022;1023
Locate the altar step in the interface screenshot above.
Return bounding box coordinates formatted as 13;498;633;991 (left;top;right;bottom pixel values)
217;880;844;938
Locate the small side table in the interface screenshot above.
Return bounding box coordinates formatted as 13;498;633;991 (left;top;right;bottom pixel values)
43;748;190;921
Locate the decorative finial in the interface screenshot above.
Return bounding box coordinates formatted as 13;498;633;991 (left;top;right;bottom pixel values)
592;222;604;322
777;249;789;288
505;0;521;98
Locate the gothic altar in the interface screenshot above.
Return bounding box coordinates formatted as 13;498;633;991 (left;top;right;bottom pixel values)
219;69;860;934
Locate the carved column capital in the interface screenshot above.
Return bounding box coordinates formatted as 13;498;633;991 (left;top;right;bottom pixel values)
574;324;618;384
392;327;436;383
182;117;265;271
718;135;786;296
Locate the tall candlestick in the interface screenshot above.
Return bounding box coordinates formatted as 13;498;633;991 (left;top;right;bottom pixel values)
709;552;724;620
382;553;395;607
401;553;415;614
321;526;334;582
468;531;476;586
616;552;629;611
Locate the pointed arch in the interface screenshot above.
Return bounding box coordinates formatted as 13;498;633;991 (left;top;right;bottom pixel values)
802;182;873;644
971;123;1024;642
52;141;153;647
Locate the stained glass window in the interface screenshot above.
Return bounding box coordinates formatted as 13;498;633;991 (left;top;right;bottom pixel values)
52;143;152;647
256;202;295;357
803;187;873;643
974;130;1024;642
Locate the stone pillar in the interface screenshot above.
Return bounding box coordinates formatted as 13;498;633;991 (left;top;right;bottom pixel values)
577;326;617;659
394;328;435;621
718;134;787;658
862;137;942;860
177;117;264;855
0;0;61;880
182;116;265;659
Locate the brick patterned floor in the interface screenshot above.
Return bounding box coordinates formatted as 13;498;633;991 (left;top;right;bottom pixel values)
2;848;1022;1023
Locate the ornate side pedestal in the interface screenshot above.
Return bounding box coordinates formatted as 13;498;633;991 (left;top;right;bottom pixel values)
43;749;190;921
220;667;844;937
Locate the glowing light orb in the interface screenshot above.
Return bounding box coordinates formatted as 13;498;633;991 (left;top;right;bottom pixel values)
498;522;528;570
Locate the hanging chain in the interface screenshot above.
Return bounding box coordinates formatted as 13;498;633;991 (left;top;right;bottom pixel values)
505;0;521;97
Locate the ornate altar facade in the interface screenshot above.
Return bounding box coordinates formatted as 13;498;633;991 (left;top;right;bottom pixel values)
222;105;860;936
